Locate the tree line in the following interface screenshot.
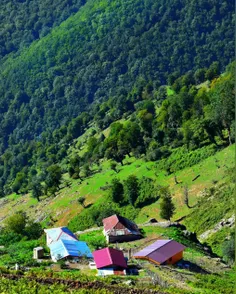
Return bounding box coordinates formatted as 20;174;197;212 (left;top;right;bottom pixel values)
0;61;235;199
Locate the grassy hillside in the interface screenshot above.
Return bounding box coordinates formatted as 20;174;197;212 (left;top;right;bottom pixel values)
0;144;234;255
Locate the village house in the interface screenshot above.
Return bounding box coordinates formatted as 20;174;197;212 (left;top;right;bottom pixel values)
93;247;127;276
102;214;142;243
44;227;78;246
44;226;92;262
49;239;93;262
133;239;186;265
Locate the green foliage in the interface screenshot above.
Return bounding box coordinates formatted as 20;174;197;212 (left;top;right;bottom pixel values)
24;221;43;240
3;211;43;240
0;277;113;293
69;155;82;179
184;184;234;236
30;179;43;201
0;231;22;247
192;271;235;294
68;202;118;231
79;231;106;250
0;0;234;198
109;178;124;203
124;175;139;206
4;211;28;235
157;145;217;173
0;0;87;61
78;196;86;208
0;240;42;266
222;233;235;264
135;177;159;208
45;164;62;195
159;187;175;221
12;172;28;194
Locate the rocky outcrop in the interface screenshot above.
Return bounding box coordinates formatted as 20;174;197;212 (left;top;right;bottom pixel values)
199;215;235;241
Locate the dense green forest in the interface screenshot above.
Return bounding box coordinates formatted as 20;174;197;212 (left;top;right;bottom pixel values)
0;0;235;197
0;0;87;61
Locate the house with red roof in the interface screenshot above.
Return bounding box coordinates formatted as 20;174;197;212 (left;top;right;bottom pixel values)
102;214;142;243
92;247;127;276
133;239;186;265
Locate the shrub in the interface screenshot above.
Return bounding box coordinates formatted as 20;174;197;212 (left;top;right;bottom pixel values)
222;233;235;264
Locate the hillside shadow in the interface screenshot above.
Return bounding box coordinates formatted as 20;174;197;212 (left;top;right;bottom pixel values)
176;260;209;274
136;196;160;208
85;203;93;209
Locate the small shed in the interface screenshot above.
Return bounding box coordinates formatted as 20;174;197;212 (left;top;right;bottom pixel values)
33;247;44;259
49;239;93;262
102;214;142;243
133;239;186;265
93;247;127;276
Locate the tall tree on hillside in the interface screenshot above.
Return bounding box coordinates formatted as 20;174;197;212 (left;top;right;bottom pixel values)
31;179;43;202
45;164;62;196
4;211;28;235
159;187;175;222
110;178;124;203
208;75;235;145
124;175;139;206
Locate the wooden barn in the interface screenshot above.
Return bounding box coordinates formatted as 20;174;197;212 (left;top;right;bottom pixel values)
93;247;127;276
102;214;142;243
133;239;186;265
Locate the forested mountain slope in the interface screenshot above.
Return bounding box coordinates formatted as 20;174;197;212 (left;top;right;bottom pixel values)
0;0;234;146
0;0;234;197
0;0;87;62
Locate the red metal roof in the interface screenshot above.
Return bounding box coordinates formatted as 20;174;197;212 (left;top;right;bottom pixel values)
102;214;140;234
93;247;127;269
103;215;120;231
134;239;186;264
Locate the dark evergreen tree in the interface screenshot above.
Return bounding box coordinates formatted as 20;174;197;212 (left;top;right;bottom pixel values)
110;178;124;203
124;175;139;206
159;187;175;221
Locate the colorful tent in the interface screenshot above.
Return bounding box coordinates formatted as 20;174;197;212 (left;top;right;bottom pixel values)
49;239;93;262
133;239;186;265
44;227;77;246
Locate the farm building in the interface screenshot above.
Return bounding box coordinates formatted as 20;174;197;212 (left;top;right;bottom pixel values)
93;247;127;276
33;247;44;259
44;227;78;246
102;214;142;243
49;239;93;262
133;239;186;265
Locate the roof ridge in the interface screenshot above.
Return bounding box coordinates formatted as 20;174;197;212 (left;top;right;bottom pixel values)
107;247;113;265
60;239;69;258
146;239;172;256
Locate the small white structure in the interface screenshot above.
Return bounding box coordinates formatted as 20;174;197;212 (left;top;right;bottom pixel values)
33;247;44;259
89;261;97;269
98;268;126;276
